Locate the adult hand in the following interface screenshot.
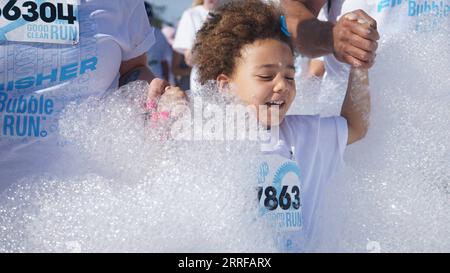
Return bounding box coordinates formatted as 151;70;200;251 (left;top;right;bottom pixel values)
333;10;380;68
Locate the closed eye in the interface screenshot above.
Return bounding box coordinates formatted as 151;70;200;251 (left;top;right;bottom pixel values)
257;75;275;81
285;76;295;81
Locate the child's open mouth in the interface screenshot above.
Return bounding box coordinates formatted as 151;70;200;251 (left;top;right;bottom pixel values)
265;100;285;108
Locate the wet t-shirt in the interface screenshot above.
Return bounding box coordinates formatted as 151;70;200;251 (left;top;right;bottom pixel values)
0;0;154;192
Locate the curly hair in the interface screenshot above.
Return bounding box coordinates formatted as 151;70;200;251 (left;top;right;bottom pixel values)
193;0;294;85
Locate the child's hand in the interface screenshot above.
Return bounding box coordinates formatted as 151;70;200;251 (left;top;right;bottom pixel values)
145;86;189;139
147;78;170;103
157;86;188;114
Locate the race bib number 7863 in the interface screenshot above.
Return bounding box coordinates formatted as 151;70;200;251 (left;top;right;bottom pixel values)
0;0;80;45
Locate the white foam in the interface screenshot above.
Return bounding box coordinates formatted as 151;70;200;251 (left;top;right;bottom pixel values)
306;28;450;252
0;82;276;253
1;24;449;253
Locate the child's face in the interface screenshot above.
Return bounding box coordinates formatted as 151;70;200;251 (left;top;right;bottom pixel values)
223;39;296;127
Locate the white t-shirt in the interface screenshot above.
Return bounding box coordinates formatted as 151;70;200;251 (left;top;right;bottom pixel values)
173;5;209;93
0;0;154;192
260;115;348;252
147;28;172;81
173;5;209;54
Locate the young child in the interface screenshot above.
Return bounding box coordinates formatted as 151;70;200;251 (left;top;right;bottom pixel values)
190;0;370;252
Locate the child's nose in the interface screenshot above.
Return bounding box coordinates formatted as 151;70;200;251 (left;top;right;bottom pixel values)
273;76;289;94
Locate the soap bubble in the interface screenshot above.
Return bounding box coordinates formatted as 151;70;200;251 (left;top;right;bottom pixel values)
0;82;277;253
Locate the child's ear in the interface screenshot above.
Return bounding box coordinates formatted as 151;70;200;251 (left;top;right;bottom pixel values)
216;74;231;92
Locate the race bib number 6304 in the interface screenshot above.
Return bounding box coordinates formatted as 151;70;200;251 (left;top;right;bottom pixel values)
0;0;79;45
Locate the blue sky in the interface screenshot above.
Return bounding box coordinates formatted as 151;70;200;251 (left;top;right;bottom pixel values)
146;0;193;25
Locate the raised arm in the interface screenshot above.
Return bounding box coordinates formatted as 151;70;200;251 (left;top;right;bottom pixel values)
340;67;370;145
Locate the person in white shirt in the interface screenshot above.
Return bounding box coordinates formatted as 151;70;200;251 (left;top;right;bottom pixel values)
173;0;222;92
0;0;185;193
191;0;371;252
